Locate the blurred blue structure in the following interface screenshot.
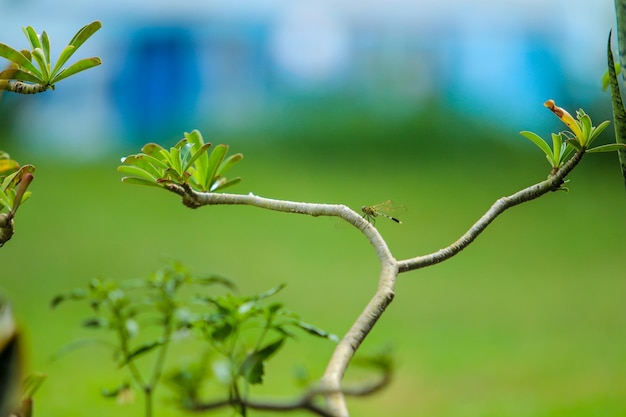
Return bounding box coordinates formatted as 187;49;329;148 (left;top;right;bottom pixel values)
0;0;616;154
111;26;201;144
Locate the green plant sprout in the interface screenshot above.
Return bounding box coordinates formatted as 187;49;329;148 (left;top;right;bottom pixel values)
520;99;623;181
52;264;337;417
118;130;243;193
0;21;101;94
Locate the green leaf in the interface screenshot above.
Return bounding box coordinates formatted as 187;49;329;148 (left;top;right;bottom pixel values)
239;338;285;385
141;143;166;157
205;144;228;190
82;317;108;328
50;45;75;78
295;321;339;342
50;288;88;308
120;177;162;187
22;26;42;50
607;33;626;190
117;165;159;182
0;42;41;77
31;48;50;82
550;133;563;167
210;177;241;192
50;56;101;84
122;339;164;365
216;153;243;177
586;143;626;153
185;130;210;175
49;21;102;77
587;120;611;146
519;131;554;161
183;142;212;174
616;0;626;77
0;68;41;83
251;283;286;302
68;21;102;50
41;31;51;66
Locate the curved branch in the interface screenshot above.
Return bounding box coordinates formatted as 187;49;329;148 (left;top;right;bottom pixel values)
188;370;391;416
170;187;395;264
397;150;584;273
169;187;398;415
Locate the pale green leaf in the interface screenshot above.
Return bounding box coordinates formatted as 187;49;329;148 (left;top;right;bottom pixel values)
586;143;626;153
50;57;101;84
519;131;553;160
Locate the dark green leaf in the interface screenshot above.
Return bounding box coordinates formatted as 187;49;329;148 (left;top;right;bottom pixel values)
607;34;626;191
295;320;339;342
239;338;285;385
211;323;234;341
50;289;88;308
121;338;164;365
82;317;107;328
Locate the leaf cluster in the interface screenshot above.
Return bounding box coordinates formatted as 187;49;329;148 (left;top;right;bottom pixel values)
119;130;243;193
520;103;621;177
0;153;34;216
0;21;101;92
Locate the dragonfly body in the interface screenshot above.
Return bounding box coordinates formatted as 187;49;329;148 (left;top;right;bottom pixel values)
361;200;404;224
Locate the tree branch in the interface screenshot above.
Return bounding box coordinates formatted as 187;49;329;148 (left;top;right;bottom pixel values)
397;150;584;273
169;150;585;416
188;370;391;416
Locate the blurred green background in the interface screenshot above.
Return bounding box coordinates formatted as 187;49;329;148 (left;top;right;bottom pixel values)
1;99;625;417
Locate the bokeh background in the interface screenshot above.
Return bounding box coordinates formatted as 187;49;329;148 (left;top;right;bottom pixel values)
1;0;625;416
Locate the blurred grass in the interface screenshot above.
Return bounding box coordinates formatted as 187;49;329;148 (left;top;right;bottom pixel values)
1;104;625;417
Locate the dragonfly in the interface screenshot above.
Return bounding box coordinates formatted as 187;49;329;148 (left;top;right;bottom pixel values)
361;200;406;225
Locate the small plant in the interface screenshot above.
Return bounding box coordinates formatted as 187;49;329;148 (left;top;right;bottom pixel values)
0;21;101;94
52;263;337;417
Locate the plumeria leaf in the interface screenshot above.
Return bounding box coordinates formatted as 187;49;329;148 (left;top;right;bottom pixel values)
22;26;42;51
586;143;626;153
51;57;101;84
0;68;41;83
117;165;159;183
120;177;162;187
31;48;49;81
607;33;626;189
41;31;51;65
520;131;553;161
0;42;40;76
